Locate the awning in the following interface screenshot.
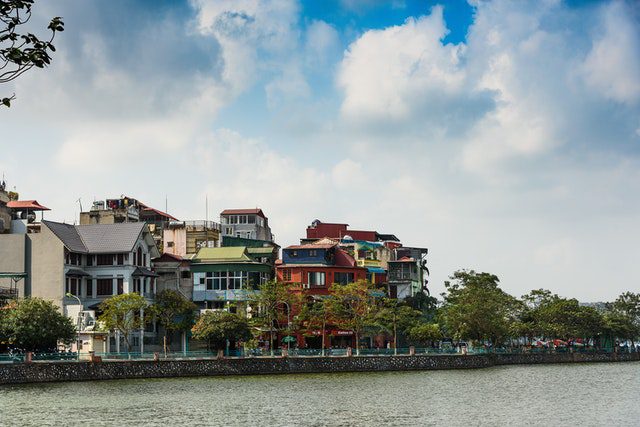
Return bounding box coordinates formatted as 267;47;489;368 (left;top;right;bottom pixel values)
366;267;386;274
66;268;90;277
132;267;159;277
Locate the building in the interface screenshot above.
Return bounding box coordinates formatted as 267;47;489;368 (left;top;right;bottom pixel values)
9;220;160;353
276;238;367;294
80;196;177;248
0;182;10;233
190;247;274;310
220;208;273;242
387;247;429;299
163;220;221;257
152;252;193;299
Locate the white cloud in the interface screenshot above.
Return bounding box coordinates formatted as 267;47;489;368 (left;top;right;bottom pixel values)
582;1;640;105
338;6;469;122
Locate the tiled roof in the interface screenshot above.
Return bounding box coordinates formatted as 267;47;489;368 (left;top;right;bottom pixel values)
7;200;50;211
43;220;146;254
141;206;178;221
44;221;87;253
76;222;145;253
220;208;266;218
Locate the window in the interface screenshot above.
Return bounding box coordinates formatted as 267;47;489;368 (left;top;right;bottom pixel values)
97;278;113;296
229;216;238;224
133;278;141;294
291;250;298;257
167;241;174;248
334;272;354;285
137;247;143;266
86;255;93;266
309;250;317;257
205;271;248;290
117;278;124;295
225;227;233;235
116;253;124;265
96;254;113;266
86;279;94;298
282;269;292;282
238;215;247;224
66;252;82;266
142;253;147;267
65;277;79;296
307;272;326;287
181;270;191;279
247;215;256;224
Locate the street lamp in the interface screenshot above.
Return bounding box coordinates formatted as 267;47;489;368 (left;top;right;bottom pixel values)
66;292;82;359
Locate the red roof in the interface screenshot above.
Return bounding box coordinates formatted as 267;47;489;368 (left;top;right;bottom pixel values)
287;243;336;250
393;256;415;263
7;200;50;211
141;207;178;221
221;208;266;218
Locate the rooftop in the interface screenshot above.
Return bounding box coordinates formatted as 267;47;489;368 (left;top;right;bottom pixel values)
7;200;50;211
220;208;266;218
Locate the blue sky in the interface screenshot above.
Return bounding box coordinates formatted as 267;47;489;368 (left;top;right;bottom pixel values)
1;0;639;301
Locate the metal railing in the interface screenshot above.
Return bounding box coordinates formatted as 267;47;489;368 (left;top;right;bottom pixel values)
1;346;635;363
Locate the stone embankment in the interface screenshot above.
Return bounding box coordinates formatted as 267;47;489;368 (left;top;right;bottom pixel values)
1;352;638;385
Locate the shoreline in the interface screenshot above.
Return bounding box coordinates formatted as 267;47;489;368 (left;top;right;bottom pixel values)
1;352;638;385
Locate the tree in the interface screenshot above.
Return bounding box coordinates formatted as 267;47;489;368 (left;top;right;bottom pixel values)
150;289;197;352
1;297;75;351
249;280;302;355
439;270;519;347
191;311;251;351
326;280;378;355
374;298;422;354
604;292;640;347
98;293;149;352
297;296;329;355
1;0;64;106
406;322;443;346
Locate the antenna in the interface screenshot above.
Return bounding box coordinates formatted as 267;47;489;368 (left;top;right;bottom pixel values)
165;195;168;214
205;194;209;226
77;198;83;213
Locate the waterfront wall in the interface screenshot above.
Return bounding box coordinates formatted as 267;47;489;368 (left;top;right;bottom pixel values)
1;352;638;385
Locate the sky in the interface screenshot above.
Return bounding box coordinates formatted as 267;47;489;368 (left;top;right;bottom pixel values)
1;0;639;302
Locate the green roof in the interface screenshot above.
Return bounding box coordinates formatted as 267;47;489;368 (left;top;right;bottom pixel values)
247;247;275;255
193;247;252;262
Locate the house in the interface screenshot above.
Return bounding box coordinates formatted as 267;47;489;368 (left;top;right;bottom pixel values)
30;220;160;353
80;196;177;248
190;246;274;310
220;208;273;242
387;247;429;299
152;253;193;299
163;220;221;257
276;238;368;294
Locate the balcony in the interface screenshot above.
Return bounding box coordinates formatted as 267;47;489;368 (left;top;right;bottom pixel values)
357;259;382;268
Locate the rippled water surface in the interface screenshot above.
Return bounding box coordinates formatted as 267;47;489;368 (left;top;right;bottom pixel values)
1;362;639;426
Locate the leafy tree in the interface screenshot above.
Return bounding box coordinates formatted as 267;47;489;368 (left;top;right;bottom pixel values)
249;280;302;355
404;292;438;320
150;289;197;352
191;310;251;351
406;322;443;346
98;293;149;352
326;280;379;355
604;292;640;346
1;298;75;351
1;0;64;106
373;298;422;354
297;297;329;355
439;270;519;347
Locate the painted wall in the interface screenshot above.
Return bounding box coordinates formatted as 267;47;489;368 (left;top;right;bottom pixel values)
28;226;65;308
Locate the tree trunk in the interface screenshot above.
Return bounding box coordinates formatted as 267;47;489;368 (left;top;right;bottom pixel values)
355;331;360;356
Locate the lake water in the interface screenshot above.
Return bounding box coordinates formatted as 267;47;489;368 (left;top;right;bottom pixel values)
1;362;639;426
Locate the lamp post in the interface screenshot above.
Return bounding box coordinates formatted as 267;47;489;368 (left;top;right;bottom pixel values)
65;292;82;360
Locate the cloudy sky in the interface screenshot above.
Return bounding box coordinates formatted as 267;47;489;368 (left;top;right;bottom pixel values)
1;0;639;301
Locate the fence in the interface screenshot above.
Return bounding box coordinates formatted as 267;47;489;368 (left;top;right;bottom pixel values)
2;345;634;364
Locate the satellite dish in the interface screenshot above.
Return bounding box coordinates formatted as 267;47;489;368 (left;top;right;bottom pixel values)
343;235;353;241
